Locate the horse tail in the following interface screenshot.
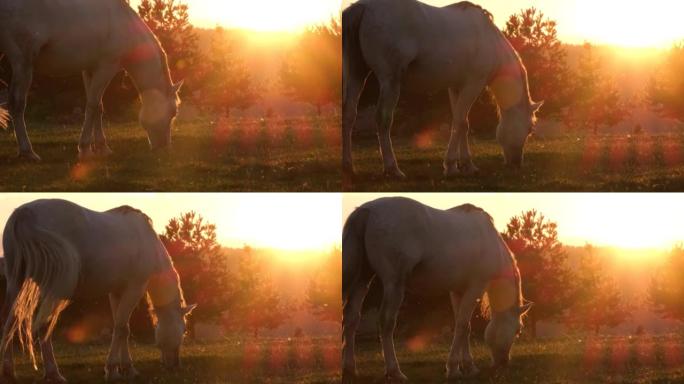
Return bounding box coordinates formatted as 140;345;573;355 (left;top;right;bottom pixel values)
342;207;371;304
1;207;80;369
342;2;368;102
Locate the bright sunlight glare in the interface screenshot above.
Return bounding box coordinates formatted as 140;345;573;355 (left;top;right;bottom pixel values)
0;194;342;254
131;0;340;32
344;194;684;251
378;0;684;48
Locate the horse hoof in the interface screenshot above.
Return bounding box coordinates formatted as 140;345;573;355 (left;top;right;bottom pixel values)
93;144;114;157
104;368;123;382
383;168;407;180
120;365;140;381
384;372;409;383
42;373;68;383
78;148;96;162
0;374;17;384
17;150;41;162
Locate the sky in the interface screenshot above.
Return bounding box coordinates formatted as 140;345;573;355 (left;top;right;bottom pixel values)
342;0;684;48
130;0;341;32
343;194;684;250
0;194;342;252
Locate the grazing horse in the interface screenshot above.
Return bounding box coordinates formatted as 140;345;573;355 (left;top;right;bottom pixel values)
342;197;532;383
343;0;543;179
0;0;183;161
0;199;196;383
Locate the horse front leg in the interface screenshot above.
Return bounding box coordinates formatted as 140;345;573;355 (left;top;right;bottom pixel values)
375;77;405;179
444;82;486;177
446;285;486;380
7;53;40;161
379;280;408;383
79;64;118;160
105;286;144;382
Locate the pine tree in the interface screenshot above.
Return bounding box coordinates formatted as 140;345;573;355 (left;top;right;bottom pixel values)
650;245;684;321
502;210;576;337
306;247;342;323
564;43;627;134
280;19;341;115
202;28;261;117
504;8;572;118
566;245;632;334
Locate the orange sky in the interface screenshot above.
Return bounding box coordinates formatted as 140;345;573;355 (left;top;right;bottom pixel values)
130;0;340;32
0;194;341;252
342;0;684;48
344;194;684;250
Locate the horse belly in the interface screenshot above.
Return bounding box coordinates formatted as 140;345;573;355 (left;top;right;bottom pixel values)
35;42;101;76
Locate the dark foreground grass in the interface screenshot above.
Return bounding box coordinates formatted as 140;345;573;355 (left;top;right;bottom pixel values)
0;116;341;192
10;337;340;384
355;334;684;383
347;132;684;192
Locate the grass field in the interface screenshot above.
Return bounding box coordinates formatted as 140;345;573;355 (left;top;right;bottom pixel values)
347;132;684;192
0;116;341;192
354;334;684;383
9;337;340;383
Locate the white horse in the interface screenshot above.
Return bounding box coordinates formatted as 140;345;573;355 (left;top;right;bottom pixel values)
0;199;196;383
342;0;543;179
342;197;532;383
0;0;183;161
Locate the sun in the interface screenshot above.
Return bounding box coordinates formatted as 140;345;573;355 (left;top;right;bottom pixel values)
573;1;684;48
194;0;339;32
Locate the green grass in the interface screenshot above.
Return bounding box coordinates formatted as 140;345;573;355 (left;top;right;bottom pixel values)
0;116;341;192
347;132;684;192
10;337;339;383
355;334;684;383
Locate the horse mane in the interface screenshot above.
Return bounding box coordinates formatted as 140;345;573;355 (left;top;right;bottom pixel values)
449;203;494;223
446;1;494;23
108;205;154;227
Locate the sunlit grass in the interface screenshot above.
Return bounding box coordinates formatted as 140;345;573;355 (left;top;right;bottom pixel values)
355;334;684;383
347;132;684;192
0;116;340;192
10;337;339;384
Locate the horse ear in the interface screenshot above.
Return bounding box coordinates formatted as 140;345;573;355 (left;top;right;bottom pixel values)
172;80;184;95
531;101;544;113
518;302;533;316
181;303;197;316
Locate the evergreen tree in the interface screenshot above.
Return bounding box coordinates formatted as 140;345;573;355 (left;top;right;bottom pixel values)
650;245;684;321
649;43;684;121
566;244;632;334
306;247;342;323
502;210;576;337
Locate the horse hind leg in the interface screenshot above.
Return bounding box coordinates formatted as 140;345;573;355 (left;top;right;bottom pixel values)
375;77;405;179
7;52;40;161
0;281;20;383
342;273;373;384
378;279;408;383
342;66;367;180
39;331;67;384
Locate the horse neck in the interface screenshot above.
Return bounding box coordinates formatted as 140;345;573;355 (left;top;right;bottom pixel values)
488;35;531;114
147;266;183;310
486;246;522;314
123;15;174;95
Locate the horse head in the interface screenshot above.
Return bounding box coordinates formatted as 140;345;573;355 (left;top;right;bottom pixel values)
139;80;183;150
496;101;544;168
484;302;533;368
153;302;196;369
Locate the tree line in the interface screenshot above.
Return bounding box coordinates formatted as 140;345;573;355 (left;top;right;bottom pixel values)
0;0;341;122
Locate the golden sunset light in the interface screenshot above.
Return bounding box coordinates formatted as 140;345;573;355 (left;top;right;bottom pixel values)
341;0;684;48
133;0;340;32
344;194;684;250
0;194;342;253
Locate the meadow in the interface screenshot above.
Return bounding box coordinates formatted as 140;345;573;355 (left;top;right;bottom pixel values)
8;337;340;384
0;116;341;192
346;132;684;192
354;334;684;383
